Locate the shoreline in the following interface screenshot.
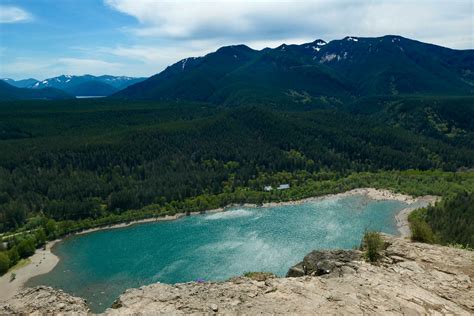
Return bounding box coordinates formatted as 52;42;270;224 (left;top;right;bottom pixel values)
76;187;429;237
0;187;438;302
0;239;60;302
256;188;438;238
395;195;439;237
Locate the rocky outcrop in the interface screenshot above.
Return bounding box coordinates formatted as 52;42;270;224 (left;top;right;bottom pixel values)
0;286;90;315
105;235;473;315
2;235;473;315
286;249;362;277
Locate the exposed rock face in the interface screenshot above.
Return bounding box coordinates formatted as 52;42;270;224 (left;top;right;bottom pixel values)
0;286;90;315
105;235;473;315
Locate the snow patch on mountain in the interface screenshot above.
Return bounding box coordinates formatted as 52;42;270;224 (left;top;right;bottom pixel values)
320;53;340;63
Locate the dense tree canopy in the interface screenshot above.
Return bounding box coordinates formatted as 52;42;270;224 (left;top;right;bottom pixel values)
0;97;473;234
425;192;474;246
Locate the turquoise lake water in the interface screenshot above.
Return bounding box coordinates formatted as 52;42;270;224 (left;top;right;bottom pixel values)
28;195;409;312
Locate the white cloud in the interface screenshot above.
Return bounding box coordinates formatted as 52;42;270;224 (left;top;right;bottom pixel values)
56;58;122;73
104;0;473;49
0;58;130;80
104;0;334;39
0;60;44;78
96;0;473;78
0;6;32;23
1;1;472;79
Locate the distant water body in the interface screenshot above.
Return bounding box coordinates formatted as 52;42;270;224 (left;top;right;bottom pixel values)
75;96;106;99
28;195;408;312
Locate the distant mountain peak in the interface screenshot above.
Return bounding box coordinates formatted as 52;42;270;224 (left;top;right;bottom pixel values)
344;36;359;42
303;39;327;52
216;44;255;54
312;39;327;45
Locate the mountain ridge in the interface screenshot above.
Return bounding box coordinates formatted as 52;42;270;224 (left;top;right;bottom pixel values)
1;78;39;88
1;75;146;97
0;81;73;101
112;35;474;105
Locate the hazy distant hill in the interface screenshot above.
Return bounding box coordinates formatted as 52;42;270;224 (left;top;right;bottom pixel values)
0;81;73;101
65;80;119;96
3;75;147;97
1;78;39;88
112;35;474;105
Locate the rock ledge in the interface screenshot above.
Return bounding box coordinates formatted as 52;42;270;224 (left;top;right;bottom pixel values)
0;285;90;314
106;235;474;315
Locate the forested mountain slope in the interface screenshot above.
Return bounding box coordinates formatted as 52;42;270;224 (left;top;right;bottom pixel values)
113;36;474;105
65;80;119;96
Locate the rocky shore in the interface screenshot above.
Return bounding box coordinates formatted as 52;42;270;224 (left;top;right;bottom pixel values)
2;234;472;315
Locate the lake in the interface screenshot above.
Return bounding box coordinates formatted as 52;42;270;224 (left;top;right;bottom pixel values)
28;194;409;312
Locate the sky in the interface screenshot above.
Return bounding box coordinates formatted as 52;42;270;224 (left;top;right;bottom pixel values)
0;0;473;80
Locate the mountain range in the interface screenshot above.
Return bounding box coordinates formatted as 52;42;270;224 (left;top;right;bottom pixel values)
1;75;145;98
1;35;473;103
0;80;73;101
113;35;474;106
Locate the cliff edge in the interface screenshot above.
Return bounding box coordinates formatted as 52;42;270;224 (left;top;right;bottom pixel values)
105;235;473;314
0;286;90;314
2;235;473;315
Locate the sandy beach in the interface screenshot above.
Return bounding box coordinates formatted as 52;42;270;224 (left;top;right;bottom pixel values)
260;187;418;208
75;214;188;236
0;187;439;301
0;240;60;302
395;195;439;237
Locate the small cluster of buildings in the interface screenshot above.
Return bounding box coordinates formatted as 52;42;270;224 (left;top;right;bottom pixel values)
263;184;290;191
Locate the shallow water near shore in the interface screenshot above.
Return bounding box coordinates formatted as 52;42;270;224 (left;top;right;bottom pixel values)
28;195;409;312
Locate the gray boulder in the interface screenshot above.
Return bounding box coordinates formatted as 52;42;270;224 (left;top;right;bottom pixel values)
287;249;362;277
